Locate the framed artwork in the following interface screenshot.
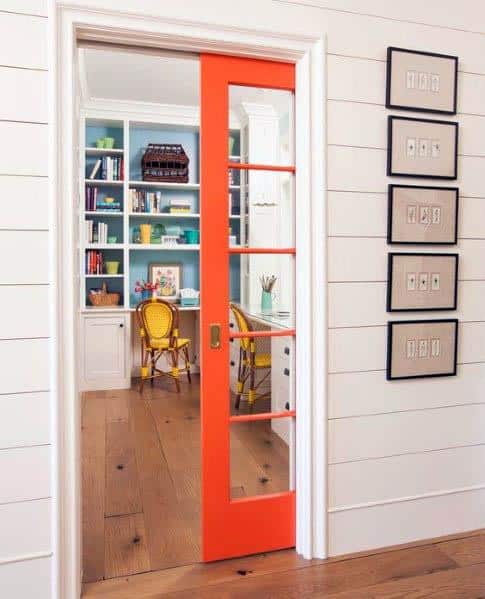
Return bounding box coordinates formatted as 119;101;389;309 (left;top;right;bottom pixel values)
386;47;458;114
387;253;458;312
148;263;182;301
387;116;458;179
388;184;459;245
387;319;458;380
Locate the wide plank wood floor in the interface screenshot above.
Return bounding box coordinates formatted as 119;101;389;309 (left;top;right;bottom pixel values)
83;529;485;598
83;531;485;599
82;376;290;583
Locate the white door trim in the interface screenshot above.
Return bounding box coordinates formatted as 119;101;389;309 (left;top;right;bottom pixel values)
51;5;326;598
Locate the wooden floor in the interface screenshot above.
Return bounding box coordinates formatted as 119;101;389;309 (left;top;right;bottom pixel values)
83;529;485;598
81;376;289;583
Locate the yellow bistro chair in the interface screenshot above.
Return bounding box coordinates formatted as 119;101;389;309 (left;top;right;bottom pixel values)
136;298;192;393
230;303;271;411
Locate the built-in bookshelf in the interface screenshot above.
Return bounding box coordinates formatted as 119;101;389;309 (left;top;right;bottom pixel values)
80;113;242;310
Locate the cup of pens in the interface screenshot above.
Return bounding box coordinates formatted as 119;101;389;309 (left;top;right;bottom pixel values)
260;275;276;314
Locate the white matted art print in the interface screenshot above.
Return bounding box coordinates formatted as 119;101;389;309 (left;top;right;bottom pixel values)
388;185;458;245
387;253;458;312
149;263;182;301
387;116;458;179
387;319;458;380
386;47;458;114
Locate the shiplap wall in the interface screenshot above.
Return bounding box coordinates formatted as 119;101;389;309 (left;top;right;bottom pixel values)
0;2;51;598
4;0;485;596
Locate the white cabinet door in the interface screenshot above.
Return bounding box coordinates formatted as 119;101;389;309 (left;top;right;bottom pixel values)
81;314;129;391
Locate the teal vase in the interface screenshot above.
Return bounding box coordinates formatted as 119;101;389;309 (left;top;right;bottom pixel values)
261;290;272;314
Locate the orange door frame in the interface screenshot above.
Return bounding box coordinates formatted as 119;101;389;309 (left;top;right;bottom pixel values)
200;53;296;562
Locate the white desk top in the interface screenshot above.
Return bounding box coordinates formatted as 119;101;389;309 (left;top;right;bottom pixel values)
236;304;294;330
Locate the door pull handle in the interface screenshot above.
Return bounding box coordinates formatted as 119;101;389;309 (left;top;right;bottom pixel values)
210;323;221;349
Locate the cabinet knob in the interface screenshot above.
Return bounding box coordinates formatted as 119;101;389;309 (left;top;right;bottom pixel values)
229;322;234;328
285;401;290;410
284;346;290;355
283;368;290;376
230;361;235;366
119;323;124;328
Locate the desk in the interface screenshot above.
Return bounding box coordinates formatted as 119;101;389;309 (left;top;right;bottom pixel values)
229;305;293;445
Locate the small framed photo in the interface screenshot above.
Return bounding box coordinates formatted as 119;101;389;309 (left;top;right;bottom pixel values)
387;253;458;312
388;184;459;245
388;116;458;179
386;47;458;114
148;263;182;302
387;319;458;380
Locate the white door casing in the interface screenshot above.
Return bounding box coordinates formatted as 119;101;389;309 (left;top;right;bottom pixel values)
52;5;326;598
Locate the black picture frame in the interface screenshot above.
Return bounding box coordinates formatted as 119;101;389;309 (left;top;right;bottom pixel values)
386;318;458;381
387;184;459;245
387;116;458;180
387;252;459;312
386;47;458;115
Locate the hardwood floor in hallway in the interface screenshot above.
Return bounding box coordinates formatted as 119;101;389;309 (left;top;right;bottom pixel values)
81;376;289;584
83;529;485;598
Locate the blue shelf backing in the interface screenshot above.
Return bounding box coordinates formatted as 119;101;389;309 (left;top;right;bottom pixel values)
129;125;200;183
86;215;124;244
129;249;199;307
85;123;124;150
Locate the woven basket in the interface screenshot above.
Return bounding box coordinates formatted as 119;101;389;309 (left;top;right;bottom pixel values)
89;282;120;307
142;143;189;183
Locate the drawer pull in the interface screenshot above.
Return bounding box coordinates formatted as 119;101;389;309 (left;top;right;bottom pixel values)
119;323;124;328
284;368;290;376
229;322;234;328
285;401;290;410
230;361;235;366
284;346;290;355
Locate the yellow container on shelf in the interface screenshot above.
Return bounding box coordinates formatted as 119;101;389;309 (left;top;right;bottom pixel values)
140;224;152;245
105;261;120;275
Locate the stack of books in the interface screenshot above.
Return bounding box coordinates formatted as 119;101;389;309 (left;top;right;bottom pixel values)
85;188;121;212
85;250;104;275
88;156;124;181
169;198;192;214
85;220;108;244
130;189;163;213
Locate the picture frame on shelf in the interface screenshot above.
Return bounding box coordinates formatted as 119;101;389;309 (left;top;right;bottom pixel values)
388;184;459;245
387;116;458;179
386;47;458;115
149;263;182;302
386;319;458;380
387;252;459;312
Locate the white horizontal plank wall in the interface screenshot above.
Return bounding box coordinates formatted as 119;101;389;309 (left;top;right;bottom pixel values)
318;1;485;557
0;558;51;599
0;3;52;598
4;1;484;594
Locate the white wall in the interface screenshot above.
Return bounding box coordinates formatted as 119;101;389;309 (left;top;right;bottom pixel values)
3;0;485;596
0;3;52;598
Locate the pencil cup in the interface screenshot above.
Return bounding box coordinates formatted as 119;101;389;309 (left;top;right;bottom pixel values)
261;290;273;314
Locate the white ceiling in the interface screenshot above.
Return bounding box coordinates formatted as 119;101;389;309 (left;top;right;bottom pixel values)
82;48;200;106
80;47;292;118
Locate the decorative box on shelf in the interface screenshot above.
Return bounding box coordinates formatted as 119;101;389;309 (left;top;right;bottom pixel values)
180;288;200;307
180;297;200;307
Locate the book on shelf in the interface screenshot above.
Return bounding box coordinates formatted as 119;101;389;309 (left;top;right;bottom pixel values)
85;250;104;275
169;197;192;214
85;187;121;211
88;156;123;181
130;189;163;213
86;220;109;244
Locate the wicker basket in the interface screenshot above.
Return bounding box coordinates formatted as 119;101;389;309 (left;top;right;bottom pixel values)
142;143;189;183
89;282;120;307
